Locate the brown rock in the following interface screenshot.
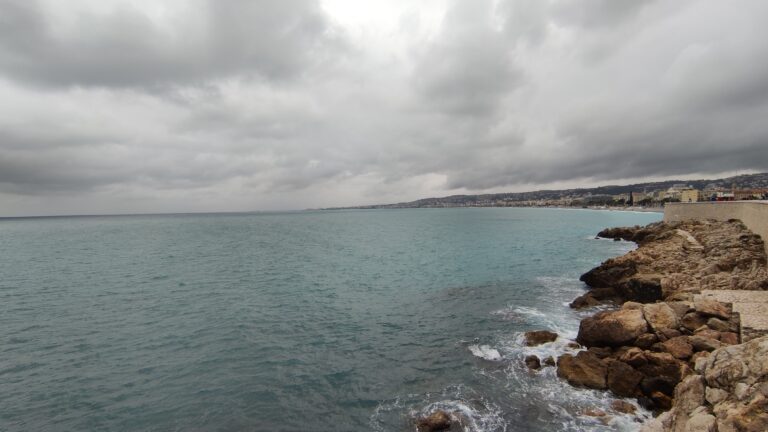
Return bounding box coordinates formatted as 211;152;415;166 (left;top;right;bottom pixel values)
662;336;693;359
524;355;541;370
689;335;723;352
657;328;682;341
591;287;619;300
607;360;643;397
610;399;636;414
720;332;739;345
643;303;680;332
641;376;678;397
706;317;733;333
685;411;717;432
580;261;637;288
673;375;706;414
650;391;673;410
543;356;556;367
667;301;693;319
570;292;601;308
690;351;710;365
577;309;649;347
634;333;658;349
681;312;708;331
702;335;768;390
524;330;558;346
582;408;607;417
617;277;663;303
557;351;608;389
619;347;648;368
694;299;732;320
597;226;639;241
416;410;452;432
693;328;721;341
588;346;613;359
639;352;685;384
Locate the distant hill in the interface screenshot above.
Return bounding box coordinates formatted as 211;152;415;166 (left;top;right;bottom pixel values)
328;172;768;209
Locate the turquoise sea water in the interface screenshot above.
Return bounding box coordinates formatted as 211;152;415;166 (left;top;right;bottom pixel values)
0;208;661;432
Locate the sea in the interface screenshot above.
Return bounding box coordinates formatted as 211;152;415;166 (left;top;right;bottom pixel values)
0;207;662;432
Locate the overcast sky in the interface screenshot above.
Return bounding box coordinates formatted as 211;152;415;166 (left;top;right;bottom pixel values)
1;0;767;216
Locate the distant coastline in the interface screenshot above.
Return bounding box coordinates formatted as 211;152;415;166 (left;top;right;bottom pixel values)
322;172;768;212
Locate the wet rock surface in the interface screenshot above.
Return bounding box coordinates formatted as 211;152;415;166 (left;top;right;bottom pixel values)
523;330;558;346
415;410;453;432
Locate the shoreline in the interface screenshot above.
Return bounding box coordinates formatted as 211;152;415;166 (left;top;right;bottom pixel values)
550;218;768;431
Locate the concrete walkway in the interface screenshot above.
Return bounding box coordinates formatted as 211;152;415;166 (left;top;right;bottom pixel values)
696;290;768;342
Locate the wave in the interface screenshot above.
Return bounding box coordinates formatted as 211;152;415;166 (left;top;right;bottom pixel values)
468;344;502;361
371;385;507;432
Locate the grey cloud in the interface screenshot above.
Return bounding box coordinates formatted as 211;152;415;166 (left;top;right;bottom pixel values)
413;0;522;116
0;0;339;88
554;0;655;29
1;0;768;215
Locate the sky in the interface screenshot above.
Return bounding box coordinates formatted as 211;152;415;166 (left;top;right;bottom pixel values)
1;0;767;216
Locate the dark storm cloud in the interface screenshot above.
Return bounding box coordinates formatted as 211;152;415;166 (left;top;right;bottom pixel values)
0;0;337;88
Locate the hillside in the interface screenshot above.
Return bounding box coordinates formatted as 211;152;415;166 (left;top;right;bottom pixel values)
329;172;768;209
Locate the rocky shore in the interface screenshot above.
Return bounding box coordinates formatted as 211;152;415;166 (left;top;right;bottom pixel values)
415;218;768;432
545;219;768;431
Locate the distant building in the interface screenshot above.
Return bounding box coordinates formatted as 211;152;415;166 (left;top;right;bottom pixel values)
734;188;768;200
681;188;701;203
633;192;650;202
716;191;735;201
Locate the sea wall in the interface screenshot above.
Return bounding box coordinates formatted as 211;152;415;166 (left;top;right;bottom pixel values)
663;201;768;261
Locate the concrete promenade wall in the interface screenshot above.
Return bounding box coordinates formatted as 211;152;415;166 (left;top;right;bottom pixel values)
664;201;768;259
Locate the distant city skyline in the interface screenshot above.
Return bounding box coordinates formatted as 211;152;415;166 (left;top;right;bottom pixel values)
1;0;768;216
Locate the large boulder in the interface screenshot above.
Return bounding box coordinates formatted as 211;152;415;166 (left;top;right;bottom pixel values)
597;226;640;241
606;360;643;397
662;336;693;360
701;335;768;390
557;351;607;389
645;336;768;432
689;335;723;353
580;261;637;288
642;303;680;332
577;308;649;347
617;277;663;303
681;312;708;331
694;299;732;320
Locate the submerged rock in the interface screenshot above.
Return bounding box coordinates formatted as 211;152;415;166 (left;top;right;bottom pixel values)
610;399;637;414
523;330;558;346
416;410;452;432
524;355;541;370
